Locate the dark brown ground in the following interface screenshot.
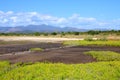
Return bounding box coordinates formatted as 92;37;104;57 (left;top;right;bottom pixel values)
0;43;62;54
0;43;120;64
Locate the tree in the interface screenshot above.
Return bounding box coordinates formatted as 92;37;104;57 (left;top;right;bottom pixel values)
34;32;40;36
74;32;79;35
51;32;57;35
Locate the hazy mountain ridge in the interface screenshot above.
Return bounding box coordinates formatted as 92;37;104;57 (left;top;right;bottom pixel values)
0;24;88;33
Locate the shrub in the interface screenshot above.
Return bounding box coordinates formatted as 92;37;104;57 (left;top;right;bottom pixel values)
29;48;43;52
51;32;57;35
87;30;100;35
84;37;94;41
98;36;108;41
73;32;79;35
34;32;41;36
61;32;65;36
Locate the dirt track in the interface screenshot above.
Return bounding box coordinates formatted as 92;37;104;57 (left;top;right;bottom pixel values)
0;43;120;64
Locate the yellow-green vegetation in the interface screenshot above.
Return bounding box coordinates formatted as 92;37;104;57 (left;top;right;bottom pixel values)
85;51;120;61
0;61;9;71
29;48;43;52
63;40;120;47
0;61;120;80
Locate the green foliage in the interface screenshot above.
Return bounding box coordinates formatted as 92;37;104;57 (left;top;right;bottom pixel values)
73;32;79;35
0;61;10;71
66;31;73;35
85;51;120;61
87;30;100;35
61;32;65;36
29;48;43;52
51;32;57;35
63;40;120;47
34;32;41;36
43;33;48;36
0;61;11;76
0;61;120;80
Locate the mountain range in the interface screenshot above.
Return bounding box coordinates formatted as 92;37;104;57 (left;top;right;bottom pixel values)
0;24;88;33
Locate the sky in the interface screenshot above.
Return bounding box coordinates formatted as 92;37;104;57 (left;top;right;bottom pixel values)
0;0;120;29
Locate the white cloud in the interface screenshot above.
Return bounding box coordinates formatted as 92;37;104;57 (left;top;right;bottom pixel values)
0;11;120;29
6;11;14;15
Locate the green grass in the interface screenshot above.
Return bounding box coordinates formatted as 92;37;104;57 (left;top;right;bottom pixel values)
29;48;43;52
63;40;120;47
0;61;10;70
85;51;120;61
0;61;120;80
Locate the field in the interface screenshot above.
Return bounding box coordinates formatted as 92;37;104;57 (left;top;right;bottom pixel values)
0;36;120;79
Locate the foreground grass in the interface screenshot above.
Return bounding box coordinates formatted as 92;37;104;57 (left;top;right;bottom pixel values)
0;61;9;71
63;40;120;47
0;61;120;80
85;51;120;61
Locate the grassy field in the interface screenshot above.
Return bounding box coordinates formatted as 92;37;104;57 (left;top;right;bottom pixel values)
85;51;120;61
63;40;120;47
0;61;120;80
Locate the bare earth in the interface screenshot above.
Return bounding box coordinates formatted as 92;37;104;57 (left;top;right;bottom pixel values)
0;42;120;64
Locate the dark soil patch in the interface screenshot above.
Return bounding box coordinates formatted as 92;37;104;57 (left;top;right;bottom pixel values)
0;43;120;64
0;42;62;54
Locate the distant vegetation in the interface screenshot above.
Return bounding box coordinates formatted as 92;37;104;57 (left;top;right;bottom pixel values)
0;30;120;36
85;51;120;61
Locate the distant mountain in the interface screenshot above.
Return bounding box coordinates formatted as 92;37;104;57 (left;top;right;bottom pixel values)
0;24;88;33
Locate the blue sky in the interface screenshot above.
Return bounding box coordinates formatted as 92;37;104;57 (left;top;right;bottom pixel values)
0;0;120;29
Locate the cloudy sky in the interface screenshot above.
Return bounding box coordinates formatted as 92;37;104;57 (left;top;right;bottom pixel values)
0;0;120;29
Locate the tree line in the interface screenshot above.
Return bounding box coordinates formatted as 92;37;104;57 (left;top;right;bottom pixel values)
0;30;120;36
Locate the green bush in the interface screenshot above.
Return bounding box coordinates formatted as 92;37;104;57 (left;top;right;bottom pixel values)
73;32;79;35
34;32;41;36
87;30;100;35
29;48;43;52
51;32;57;35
